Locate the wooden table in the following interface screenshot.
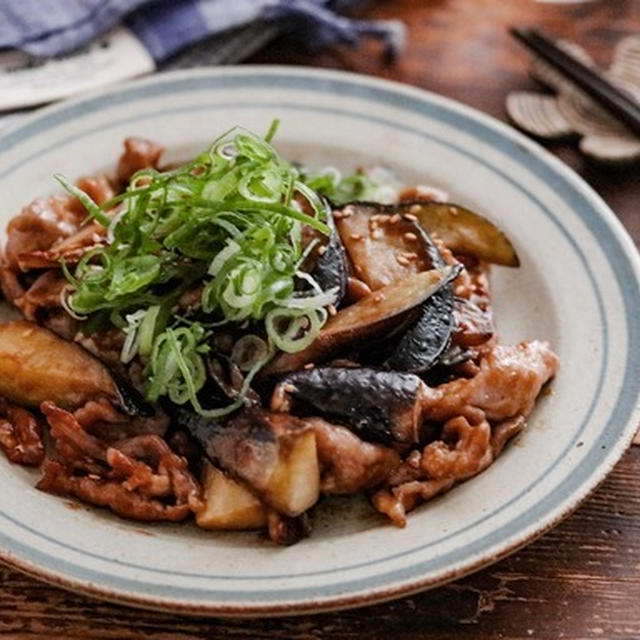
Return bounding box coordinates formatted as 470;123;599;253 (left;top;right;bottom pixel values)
2;1;639;637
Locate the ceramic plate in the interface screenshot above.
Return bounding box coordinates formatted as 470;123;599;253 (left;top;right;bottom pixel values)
0;67;639;616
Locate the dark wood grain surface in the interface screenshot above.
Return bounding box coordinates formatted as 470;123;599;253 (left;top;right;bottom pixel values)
2;1;640;638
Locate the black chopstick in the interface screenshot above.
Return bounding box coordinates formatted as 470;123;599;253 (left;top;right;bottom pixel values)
510;27;640;137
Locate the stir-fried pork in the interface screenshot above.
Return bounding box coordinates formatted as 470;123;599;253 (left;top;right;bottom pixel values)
116;137;165;185
13;270;66;321
421;341;559;422
38;402;201;521
370;341;557;526
3;196;83;271
0;398;45;466
18;223;107;270
309;418;401;493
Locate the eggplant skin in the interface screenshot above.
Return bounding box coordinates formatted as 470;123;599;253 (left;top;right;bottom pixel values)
379;224;457;373
383;284;455;373
275;367;424;445
311;209;349;306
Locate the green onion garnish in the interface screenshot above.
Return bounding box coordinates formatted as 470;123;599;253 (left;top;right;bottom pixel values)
58;122;347;416
300;168;380;206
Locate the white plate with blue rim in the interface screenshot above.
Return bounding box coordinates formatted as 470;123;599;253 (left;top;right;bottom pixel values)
0;66;639;616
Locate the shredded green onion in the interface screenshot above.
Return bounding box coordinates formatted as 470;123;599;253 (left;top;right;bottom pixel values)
265;307;328;353
300;167;380;206
55;174;111;226
121;309;147;363
59;121;347;416
264;118;280;143
231;334;270;372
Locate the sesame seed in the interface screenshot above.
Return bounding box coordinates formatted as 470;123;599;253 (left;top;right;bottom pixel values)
389;213;401;224
371;228;383;240
404;232;418;241
333;210;345;219
327;303;337;316
282;383;297;394
317;245;327;256
403;212;418;221
401;251;418;260
350;233;363;241
409;204;422;214
449;206;458;215
373;292;385;302
304;362;315;370
343;205;355;216
396;255;410;266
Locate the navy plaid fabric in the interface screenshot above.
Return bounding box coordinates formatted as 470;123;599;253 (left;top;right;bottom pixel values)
0;0;405;62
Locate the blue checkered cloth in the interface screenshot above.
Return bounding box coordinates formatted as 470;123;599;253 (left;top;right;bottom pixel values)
0;0;405;62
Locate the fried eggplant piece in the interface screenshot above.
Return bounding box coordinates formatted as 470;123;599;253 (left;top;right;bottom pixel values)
336;202;435;290
335;202;457;373
263;268;452;375
382;278;457;373
406;201;519;267
0;321;145;414
273;367;426;445
177;408;320;518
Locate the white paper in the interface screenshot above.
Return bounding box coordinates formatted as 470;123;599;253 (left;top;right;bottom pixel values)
0;26;155;112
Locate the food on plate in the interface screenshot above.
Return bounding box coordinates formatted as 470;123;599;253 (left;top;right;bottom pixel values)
0;121;558;544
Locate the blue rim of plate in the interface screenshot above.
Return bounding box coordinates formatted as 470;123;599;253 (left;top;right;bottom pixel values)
0;67;639;613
